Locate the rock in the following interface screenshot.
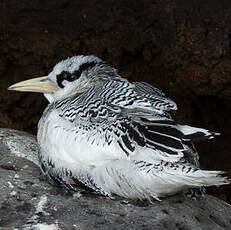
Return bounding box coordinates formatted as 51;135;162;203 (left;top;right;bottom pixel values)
0;128;39;166
0;128;231;229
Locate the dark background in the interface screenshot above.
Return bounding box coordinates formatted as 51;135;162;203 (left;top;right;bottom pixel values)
0;0;230;202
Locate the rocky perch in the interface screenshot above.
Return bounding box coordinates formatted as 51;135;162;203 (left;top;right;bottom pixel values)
0;128;231;230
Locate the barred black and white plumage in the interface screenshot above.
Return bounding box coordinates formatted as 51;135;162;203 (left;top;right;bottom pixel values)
9;55;230;200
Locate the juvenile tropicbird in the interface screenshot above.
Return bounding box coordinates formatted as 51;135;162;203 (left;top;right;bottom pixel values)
8;55;230;200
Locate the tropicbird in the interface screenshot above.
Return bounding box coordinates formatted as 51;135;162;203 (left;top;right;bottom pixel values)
8;55;230;200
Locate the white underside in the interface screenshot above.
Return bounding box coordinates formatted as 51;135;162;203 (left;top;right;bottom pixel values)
38;110;229;199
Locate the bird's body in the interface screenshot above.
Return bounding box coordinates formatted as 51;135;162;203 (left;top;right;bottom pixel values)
9;55;230;200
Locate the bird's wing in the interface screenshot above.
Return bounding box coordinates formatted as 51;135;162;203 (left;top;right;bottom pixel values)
133;81;177;112
55;79;214;164
100;79;177;120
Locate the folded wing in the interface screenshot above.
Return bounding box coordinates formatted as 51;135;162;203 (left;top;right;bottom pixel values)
55;79;218;165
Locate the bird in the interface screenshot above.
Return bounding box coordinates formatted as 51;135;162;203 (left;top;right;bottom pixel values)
8;55;230;200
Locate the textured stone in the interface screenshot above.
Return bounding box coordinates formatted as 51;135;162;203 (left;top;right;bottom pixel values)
0;128;231;229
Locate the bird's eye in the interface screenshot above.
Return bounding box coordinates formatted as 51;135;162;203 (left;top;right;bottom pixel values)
63;72;78;82
63;72;70;79
56;71;80;88
69;74;77;80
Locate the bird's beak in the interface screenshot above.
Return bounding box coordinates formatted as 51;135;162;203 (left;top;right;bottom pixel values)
8;76;58;93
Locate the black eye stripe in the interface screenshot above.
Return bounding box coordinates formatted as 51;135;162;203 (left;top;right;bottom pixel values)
57;71;71;88
56;61;101;88
77;61;101;76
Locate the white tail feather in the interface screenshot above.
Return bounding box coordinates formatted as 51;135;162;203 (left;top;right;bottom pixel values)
92;160;230;200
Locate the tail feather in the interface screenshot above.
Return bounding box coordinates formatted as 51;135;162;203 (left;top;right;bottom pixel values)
92;160;230;200
219;170;231;183
182;170;230;187
158;161;230;188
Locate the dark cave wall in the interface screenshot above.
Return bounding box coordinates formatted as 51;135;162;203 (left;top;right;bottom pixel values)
0;0;231;201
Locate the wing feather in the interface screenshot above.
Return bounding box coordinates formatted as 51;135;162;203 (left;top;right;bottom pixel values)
54;79;215;165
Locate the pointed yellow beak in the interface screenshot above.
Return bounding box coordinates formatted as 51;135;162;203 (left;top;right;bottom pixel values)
8;76;58;93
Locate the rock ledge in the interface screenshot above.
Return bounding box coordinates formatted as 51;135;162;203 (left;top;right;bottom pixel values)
0;128;231;230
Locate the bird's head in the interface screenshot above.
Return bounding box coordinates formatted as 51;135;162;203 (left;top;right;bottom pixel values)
8;55;115;102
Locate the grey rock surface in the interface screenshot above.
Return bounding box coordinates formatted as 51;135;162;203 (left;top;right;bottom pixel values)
0;128;231;230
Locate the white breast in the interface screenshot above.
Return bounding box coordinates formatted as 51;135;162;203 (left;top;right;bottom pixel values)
37;110;129;173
